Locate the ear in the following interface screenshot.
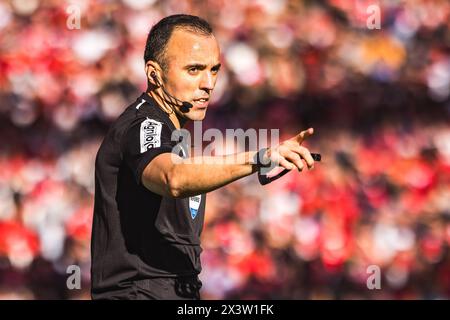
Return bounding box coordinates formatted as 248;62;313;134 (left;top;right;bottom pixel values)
145;60;162;87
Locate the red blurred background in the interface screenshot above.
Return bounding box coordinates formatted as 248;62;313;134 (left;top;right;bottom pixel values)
0;0;449;299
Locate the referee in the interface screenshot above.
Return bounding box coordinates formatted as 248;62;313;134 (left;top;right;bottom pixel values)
91;14;316;300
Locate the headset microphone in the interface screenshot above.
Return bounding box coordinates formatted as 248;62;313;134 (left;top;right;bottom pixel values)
151;71;193;111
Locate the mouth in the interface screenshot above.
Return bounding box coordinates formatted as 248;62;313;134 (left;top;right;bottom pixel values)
193;97;209;109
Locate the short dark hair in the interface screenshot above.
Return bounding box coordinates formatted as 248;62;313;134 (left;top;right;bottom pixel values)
144;14;213;70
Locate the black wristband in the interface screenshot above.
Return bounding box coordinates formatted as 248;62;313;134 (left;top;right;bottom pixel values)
253;148;271;168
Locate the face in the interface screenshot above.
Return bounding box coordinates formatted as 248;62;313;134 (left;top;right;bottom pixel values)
159;29;221;121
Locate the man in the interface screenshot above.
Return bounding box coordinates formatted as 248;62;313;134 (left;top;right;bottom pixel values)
91;14;316;300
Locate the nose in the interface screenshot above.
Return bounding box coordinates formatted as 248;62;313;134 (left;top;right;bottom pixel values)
199;71;215;92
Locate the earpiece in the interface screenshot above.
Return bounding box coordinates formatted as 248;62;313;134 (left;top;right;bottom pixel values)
150;71;161;87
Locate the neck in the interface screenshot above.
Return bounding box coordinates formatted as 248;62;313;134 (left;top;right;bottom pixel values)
146;90;187;129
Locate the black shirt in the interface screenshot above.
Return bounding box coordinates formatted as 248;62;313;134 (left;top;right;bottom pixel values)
91;93;206;299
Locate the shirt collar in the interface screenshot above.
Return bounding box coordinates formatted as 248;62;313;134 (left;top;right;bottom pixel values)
139;92;177;131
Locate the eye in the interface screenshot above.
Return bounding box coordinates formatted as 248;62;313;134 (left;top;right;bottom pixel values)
212;64;221;74
188;67;199;75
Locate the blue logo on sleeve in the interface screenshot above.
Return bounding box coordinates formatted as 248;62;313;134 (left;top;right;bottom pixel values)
189;195;201;219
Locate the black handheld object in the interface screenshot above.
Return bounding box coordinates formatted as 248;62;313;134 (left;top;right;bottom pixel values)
312;153;321;161
258;153;321;185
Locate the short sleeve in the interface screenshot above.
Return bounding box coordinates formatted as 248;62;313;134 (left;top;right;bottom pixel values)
122;117;175;185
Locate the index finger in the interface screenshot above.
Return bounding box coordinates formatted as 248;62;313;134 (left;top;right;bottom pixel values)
295;128;314;144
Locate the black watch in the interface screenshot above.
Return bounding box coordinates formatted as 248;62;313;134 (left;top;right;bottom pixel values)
253;148;272;168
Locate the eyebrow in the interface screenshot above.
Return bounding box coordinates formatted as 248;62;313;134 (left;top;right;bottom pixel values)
185;63;221;70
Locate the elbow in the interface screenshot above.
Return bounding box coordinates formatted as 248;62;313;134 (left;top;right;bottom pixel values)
168;183;183;198
166;169;184;198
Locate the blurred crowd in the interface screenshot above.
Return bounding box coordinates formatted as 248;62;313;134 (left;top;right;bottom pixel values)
0;0;449;299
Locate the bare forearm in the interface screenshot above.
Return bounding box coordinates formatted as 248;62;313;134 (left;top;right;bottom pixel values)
169;151;259;197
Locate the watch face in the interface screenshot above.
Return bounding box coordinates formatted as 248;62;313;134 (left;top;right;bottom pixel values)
254;148;268;166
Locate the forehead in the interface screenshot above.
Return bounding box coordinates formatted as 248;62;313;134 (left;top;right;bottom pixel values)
165;29;220;66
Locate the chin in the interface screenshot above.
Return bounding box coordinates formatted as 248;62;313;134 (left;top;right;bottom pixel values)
188;109;207;121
